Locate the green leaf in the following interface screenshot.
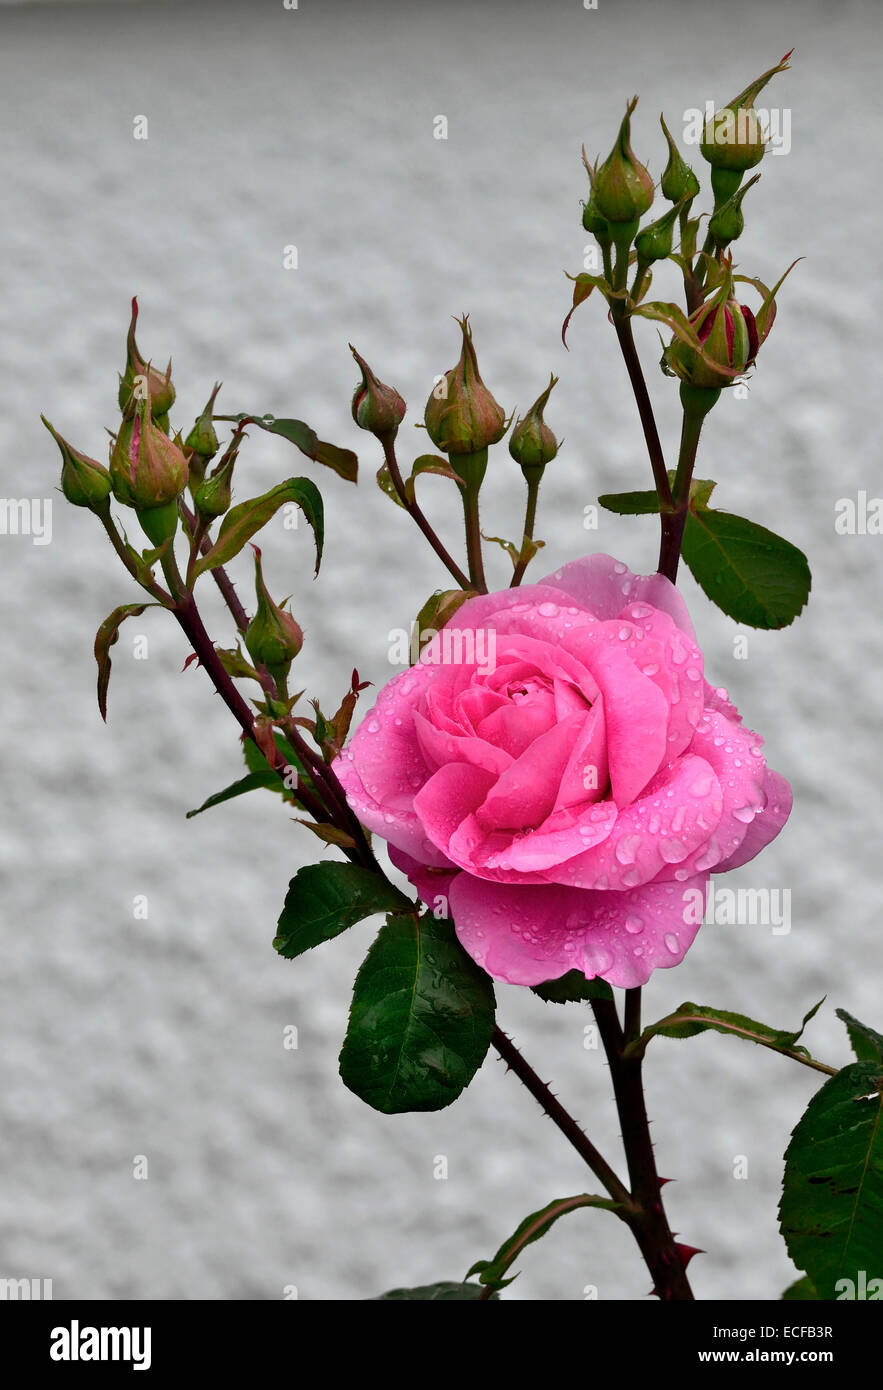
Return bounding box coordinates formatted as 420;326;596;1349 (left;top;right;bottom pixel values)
373;1281;492;1301
780;1062;883;1300
405;454;465;505
339;914;496;1114
376;461;406;508
634;998;825;1062
226;415;358;482
837;1009;883;1066
193;477;324;579
243;728;303;780
782;1275;820;1301
532;971;614;1004
410;589;477;662
599;477;715;516
273;863;412;960
681;508;811;629
598;490;661;515
94;602;155;722
467;1192;621;1293
186;769;279;819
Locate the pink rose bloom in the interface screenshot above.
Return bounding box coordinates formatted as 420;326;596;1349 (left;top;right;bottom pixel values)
333;555;791;989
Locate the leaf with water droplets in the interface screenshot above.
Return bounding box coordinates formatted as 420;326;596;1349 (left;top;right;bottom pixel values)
340;914;496;1113
273;863;412;960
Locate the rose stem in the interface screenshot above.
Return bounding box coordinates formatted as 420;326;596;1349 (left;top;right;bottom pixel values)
656;385;718;584
380;436;473;590
492;1027;633;1210
509;472;540;588
611;310;674;520
591;994;695;1299
460;484;489;593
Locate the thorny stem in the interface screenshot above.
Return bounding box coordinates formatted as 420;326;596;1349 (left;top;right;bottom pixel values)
591;996;695;1300
97;506;171;605
380;435;472;590
610;308;674;513
492;1027;634;1212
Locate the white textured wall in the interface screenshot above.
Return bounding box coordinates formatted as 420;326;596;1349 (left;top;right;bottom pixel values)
1;0;880;1300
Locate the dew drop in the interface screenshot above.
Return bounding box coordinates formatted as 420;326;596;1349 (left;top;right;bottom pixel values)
538;601;560;618
664;932;680;955
367;718;381;733
625;914;644;935
615;834;642;866
732;805;756;824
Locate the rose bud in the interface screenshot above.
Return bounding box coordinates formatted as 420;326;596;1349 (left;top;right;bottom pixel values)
509;374;559;476
117;297;176;419
580;151;610;241
659;114;700;204
424;315;507;469
193;447;237;521
185;382;222;468
42;416;112;511
662;266;759;391
707;172;761;249
593;98;654;225
700;50;791;177
245;546;303;686
349;345;406;441
109;388;189;511
634;200;683;265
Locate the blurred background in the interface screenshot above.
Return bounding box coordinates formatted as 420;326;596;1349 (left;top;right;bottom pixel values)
1;0;881;1300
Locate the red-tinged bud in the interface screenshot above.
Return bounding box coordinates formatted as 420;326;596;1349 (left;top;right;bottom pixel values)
662;261;760;390
349;345;406;440
509;375;559;474
245;546;303;686
701;50;792;173
109;388;189;510
424;316;507;457
118;297;176;418
42;416;112;510
593;98;654;225
580;150;611;241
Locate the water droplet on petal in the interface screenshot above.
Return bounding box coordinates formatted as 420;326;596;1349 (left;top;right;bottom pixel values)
732;805;756;823
664;932;680;955
615;834;642;865
659;836;688;863
367;718;381;733
538;601;560;618
613;562;627;575
625;914;644;934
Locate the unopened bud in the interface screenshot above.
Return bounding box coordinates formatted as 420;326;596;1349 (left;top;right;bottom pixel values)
118;297;176;418
662;260;759;390
349;346;406;440
659;114;700;203
185;382;222;463
194;445;237;520
707;172;761;248
245;546;303;685
593;98;654;224
509;375;559;474
424;316;507;456
110;388;189;510
634;200;683;264
700;50;791;174
42;416;112;510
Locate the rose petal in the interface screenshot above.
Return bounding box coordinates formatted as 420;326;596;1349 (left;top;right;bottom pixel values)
448;873;710;987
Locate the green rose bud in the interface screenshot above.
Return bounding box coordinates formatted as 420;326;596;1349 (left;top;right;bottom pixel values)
707;172;761;248
508;375;559;474
634;199;683;264
593;98;655;224
109;388;189;510
117;297;176;419
662;260;760;390
424;316;507;456
42;416;112;510
185;382;222;464
350;345;406;440
659;114;700;203
244;546;303;686
193;445;237;520
700;50;791;173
